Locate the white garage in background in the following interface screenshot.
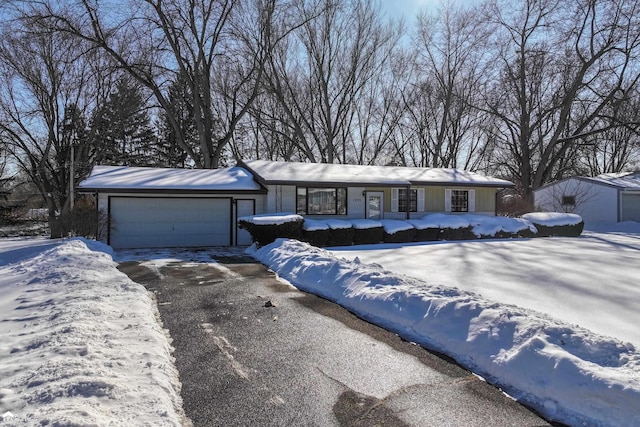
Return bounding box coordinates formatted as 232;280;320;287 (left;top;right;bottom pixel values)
534;171;640;227
78;165;266;249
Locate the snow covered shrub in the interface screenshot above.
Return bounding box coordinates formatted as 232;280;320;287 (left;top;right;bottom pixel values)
441;225;475;241
321;219;353;246
381;220;416;243
521;212;584;237
407;220;441;241
301;220;330;247
351;219;384;245
302;229;330;247
238;214;303;247
468;215;538;239
419;213;474;241
414;227;441;241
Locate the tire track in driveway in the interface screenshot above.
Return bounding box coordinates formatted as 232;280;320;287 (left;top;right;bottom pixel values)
119;252;554;427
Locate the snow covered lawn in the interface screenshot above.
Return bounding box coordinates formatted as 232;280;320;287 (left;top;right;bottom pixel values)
251;223;640;427
329;228;640;347
0;237;185;426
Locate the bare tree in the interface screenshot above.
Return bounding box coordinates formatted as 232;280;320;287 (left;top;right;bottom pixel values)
541;179;596;213
262;0;403;164
400;3;489;169
34;0;282;169
0;10;99;236
481;0;640;207
579;93;640;175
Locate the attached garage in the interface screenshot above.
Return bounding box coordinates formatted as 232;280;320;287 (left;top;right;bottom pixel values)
109;197;232;249
621;193;640;222
78;165;266;249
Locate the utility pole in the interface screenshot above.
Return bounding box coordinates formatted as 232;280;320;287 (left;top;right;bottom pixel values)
69;143;75;211
64;106;76;212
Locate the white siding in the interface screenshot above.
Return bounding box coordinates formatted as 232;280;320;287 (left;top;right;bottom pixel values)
347;187;365;218
444;189;452;212
417;188;425;212
534;178;619;226
281;185;296;212
391;188;399;212
266;185;296;213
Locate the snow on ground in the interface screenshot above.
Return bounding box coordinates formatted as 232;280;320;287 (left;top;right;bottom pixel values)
328;229;640;347
250;225;640;426
0;237;186;426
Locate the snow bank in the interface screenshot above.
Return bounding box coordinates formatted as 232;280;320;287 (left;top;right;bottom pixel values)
238;212;303;226
253;239;640;427
0;238;185;426
522;212;583;226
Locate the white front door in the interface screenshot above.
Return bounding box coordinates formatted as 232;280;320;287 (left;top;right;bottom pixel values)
365;192;384;220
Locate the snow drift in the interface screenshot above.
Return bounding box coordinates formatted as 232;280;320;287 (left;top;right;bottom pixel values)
252;238;640;427
0;238;186;426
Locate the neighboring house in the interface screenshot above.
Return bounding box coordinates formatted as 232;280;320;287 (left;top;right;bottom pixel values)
534;171;640;226
78;160;514;249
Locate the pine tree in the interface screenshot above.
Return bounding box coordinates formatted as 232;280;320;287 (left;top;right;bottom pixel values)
155;74;197;168
90;78;157;166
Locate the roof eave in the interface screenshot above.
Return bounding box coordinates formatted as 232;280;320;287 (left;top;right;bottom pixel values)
77;187;268;195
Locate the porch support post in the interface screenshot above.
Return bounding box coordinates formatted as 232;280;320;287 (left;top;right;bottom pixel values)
406;185;411;220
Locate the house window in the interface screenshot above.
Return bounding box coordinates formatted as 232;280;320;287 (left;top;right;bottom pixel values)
398;189;417;212
451;190;468;212
562;195;576;206
297;187;347;215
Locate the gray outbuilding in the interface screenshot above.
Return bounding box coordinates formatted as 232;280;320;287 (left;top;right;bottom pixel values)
534;171;640;227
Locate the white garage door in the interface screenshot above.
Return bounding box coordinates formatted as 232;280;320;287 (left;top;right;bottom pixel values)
110;197;231;249
621;194;640;222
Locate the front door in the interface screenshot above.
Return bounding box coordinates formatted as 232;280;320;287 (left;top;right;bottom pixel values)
365;192;384;220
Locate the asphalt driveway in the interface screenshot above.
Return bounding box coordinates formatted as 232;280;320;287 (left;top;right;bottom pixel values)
118;249;552;427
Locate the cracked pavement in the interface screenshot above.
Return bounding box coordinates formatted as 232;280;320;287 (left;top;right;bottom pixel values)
118;250;553;427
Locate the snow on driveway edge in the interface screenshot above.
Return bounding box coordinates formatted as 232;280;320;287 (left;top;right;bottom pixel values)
0;238;188;426
251;238;640;427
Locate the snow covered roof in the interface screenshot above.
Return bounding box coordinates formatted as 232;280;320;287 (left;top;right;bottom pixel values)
583;171;640;190
240;160;514;188
78;165;264;193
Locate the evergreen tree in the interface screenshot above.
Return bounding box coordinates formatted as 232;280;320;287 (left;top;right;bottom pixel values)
155;74;196;168
90;78;156;166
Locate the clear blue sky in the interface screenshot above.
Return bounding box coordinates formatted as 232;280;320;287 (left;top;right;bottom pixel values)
380;0;441;22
